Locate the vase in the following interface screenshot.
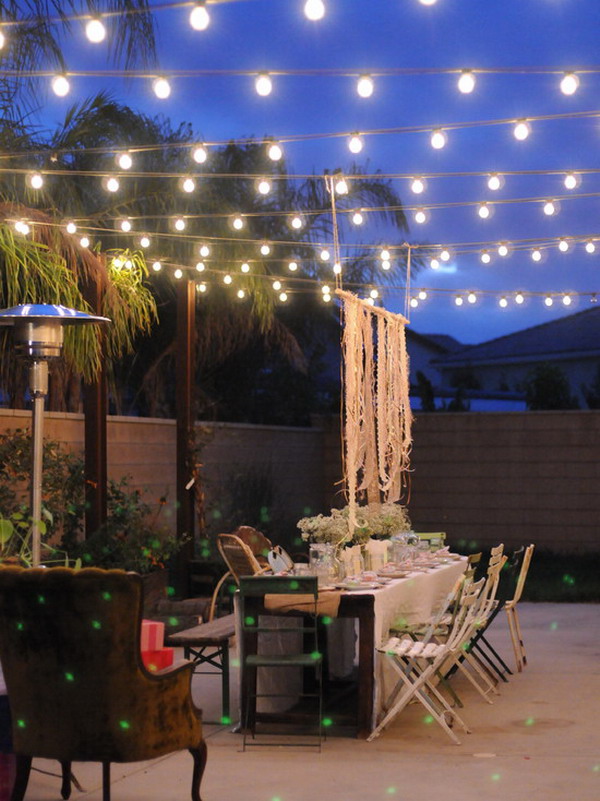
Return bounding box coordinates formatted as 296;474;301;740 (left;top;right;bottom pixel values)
308;543;341;585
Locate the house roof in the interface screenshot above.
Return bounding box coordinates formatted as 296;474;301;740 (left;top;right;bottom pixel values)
406;328;464;354
433;306;600;367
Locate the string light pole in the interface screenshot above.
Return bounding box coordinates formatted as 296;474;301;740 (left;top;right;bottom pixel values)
0;304;109;567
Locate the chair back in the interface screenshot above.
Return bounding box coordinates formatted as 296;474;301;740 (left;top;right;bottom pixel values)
510;544;535;605
0;567;200;763
446;578;485;652
217;533;264;584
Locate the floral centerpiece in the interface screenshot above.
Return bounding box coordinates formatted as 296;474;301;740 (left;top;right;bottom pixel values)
297;502;411;547
297;509;350;548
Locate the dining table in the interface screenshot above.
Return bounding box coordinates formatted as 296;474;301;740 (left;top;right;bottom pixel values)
238;555;468;738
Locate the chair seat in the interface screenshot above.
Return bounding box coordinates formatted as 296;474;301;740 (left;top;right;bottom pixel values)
380;636;449;660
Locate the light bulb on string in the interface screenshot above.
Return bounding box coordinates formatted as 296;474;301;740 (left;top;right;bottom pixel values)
102;176;120;193
197;282;207;293
290;215;304;230
513;120;531;141
498;243;510;257
240;262;250;273
257;178;271;195
199;244;210;257
27;173;44;190
410;177;426;194
153;77;171;99
352;211;364;226
585;240;596;254
119;219;132;232
288;260;298;271
321;285;331;295
272;280;282;291
477;203;491;219
430;129;447;149
140;235;151;248
410;297;419;309
531;248;542;262
356;75;374;98
174;269;183;280
65;221;77;234
0;31;5;49
562;294;573;306
232;215;245;231
14;221;30;235
304;0;325;20
440;249;451;262
152;261;162;272
543;200;558;216
515;292;525;305
454;296;464;307
564;172;579;190
255;73;273;97
457;70;476;94
223;274;233;285
80;236;90;248
487;173;504;191
85;18;106;43
333;262;342;275
51;75;70;97
544;295;554;307
323;293;331;303
181;177;196;193
116;152;133;170
174;217;186;231
380;249;390;261
467;292;477;304
418;290;428;300
418;0;438;5
499;296;508;309
430;258;440;270
260;243;271;256
192;145;208;164
414;208;429;224
369;289;379;299
558;238;570;252
237;289;246;300
381;260;391;271
195;262;205;272
267;142;283;161
320;249;330;261
560;72;579;95
279;292;288;302
335;177;349;195
480;250;491;264
348;134;363;154
190;3;210;31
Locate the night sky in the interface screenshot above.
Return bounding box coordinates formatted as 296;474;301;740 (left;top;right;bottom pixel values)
37;0;600;345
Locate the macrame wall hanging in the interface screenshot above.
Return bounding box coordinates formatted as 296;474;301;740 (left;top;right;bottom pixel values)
336;288;413;528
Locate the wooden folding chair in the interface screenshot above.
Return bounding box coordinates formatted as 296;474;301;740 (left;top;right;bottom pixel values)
504;544;535;671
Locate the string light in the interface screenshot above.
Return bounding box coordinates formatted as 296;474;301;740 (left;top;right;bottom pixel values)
320;249;330;261
558;238;570;252
197;282;207;292
430;129;447;149
410;297;419;309
290;215;304;229
544;295;554;307
174;217;186;231
440;249;451;262
335;176;349;195
153;77;171;99
513;120;531;140
199;244;210;257
257;178;271;195
467;292;477;304
369;289;379;299
410;177;426;194
304;0;325;21
192;145;208;164
14;221;30;235
279;292;288;302
430;258;440;270
498;243;510;257
321;284;331;294
333;262;342;274
80;236;90;248
418;0;438;5
560;72;579;95
487;173;504;191
267;142;283;161
231;216;245;230
189;3;210;31
356;75;374;98
255;73;273;97
288;260;298;271
499;296;508;308
477;203;491;219
195;262;205;272
414;208;428;224
381;260;391;270
85;18;106;43
480;250;491;264
223;274;233;285
119;219;132;232
174;269;183;279
0;31;5;49
152;261;162;272
65;222;77;234
348;134;364;154
237;289;246;299
531;248;542;262
272;280;282;291
585;241;596;253
322;292;331;302
457;70;476;94
140;235;151;248
563;172;579;190
240;262;250;273
116;152;133;170
418;290;428;300
181;177;196;193
543;200;557;216
51;75;70;97
380;249;390;261
515;292;525;305
455;296;464;306
260;243;271;255
351;211;364;225
27;173;44;189
562;294;572;306
103;176;120;192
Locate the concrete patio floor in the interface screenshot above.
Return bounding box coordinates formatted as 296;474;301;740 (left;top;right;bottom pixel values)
24;602;599;801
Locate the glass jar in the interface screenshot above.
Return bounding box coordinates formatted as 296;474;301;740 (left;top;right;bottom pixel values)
309;543;341;585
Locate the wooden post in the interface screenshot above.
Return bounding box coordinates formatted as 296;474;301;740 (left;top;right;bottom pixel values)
83;279;107;537
175;278;196;595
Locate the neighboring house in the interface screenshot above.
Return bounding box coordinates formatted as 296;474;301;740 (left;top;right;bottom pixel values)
432;306;600;409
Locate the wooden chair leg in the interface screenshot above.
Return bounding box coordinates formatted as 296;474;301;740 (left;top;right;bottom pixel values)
60;761;72;799
189;741;208;801
10;755;32;801
102;762;111;801
506;607;522;671
513;608;527;667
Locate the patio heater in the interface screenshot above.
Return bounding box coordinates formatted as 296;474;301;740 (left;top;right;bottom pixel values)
0;304;110;567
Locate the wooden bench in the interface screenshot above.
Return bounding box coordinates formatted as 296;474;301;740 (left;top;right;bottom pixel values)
166;614;236;723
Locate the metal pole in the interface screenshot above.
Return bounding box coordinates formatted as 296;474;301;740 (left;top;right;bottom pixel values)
29;360;48;568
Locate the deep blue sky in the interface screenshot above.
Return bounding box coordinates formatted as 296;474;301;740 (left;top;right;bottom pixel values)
37;0;600;344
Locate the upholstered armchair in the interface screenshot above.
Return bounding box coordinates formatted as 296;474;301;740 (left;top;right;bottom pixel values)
0;567;207;801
